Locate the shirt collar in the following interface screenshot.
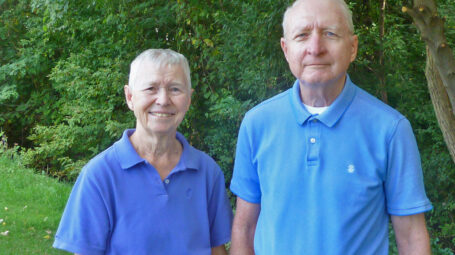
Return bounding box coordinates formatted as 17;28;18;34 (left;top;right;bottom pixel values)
174;132;199;172
115;129;198;172
290;74;357;127
115;129;145;169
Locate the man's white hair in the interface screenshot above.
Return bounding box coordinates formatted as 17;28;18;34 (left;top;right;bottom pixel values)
128;49;191;90
282;0;354;37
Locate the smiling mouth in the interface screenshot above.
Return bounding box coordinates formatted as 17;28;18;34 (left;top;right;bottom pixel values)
150;112;174;117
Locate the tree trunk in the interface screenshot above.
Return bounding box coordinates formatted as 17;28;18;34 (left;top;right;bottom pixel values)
426;48;455;162
404;0;455;163
378;0;388;103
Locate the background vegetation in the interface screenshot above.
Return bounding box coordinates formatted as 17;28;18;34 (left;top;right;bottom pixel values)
0;0;454;253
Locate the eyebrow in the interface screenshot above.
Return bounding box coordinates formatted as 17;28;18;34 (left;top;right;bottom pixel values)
291;24;313;33
141;81;186;88
292;23;341;32
143;81;159;87
323;25;339;31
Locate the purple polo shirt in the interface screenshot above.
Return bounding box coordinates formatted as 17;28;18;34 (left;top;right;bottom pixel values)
53;129;232;255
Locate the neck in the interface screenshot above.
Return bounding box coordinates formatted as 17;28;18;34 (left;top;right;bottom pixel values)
129;129;182;161
299;74;346;107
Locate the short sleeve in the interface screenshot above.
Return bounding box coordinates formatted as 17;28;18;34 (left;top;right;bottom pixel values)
53;166;111;255
208;169;233;247
385;118;433;215
230;117;261;203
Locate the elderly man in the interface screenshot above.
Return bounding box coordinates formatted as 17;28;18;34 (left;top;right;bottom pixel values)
53;49;233;254
230;0;432;254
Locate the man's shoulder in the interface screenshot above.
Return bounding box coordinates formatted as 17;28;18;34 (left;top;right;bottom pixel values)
244;89;292;120
353;85;405;122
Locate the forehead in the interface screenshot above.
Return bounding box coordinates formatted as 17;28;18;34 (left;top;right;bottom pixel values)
286;0;348;32
135;62;186;86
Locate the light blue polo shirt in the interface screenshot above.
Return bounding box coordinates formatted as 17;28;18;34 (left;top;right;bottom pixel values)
230;76;432;255
54;129;233;255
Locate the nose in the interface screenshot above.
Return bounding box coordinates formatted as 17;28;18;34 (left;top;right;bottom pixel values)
306;33;325;56
155;88;170;105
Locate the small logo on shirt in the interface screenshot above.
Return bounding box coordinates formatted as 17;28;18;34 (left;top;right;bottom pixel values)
186;188;192;199
347;164;355;173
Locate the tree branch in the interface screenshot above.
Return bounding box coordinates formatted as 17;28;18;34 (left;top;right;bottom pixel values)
403;1;455;116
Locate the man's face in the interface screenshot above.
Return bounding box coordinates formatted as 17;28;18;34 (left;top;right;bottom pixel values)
125;62;192;136
281;0;358;86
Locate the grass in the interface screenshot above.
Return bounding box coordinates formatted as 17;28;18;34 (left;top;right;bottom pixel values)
0;154;72;254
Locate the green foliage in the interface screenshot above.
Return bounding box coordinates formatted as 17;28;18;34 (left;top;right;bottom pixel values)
185;0;293;183
0;0;454;251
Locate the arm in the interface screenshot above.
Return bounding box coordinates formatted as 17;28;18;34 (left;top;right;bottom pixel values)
230;197;260;255
391;213;431;255
53;165;110;254
211;244;228;255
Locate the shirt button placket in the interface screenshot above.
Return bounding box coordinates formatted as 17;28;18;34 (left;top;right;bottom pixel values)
307;117;320;167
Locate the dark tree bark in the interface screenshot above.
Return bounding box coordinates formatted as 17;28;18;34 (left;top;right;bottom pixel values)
404;0;455;163
425;48;455;163
378;0;388;103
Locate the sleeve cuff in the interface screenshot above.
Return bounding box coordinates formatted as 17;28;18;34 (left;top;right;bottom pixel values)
211;234;231;248
388;200;433;216
53;237;105;255
230;182;261;204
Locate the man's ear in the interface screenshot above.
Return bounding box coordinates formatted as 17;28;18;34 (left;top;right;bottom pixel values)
280;37;289;62
124;85;134;111
350;35;358;62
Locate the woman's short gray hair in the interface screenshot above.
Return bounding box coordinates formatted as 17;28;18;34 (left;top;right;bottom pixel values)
128;49;191;90
282;0;354;37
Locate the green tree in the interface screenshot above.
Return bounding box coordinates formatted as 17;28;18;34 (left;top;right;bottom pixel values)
0;0;454;250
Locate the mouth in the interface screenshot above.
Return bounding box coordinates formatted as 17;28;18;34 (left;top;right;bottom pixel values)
306;64;328;67
149;112;175;117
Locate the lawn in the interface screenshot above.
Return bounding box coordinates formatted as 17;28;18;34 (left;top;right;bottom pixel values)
0;154;72;254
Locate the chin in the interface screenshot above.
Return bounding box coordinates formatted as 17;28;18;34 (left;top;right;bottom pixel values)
138;125;174;136
301;74;342;86
300;78;329;85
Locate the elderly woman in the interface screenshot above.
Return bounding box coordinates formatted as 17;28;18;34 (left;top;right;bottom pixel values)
53;49;233;255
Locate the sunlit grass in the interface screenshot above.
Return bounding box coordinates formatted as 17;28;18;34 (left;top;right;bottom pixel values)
0;154;72;254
